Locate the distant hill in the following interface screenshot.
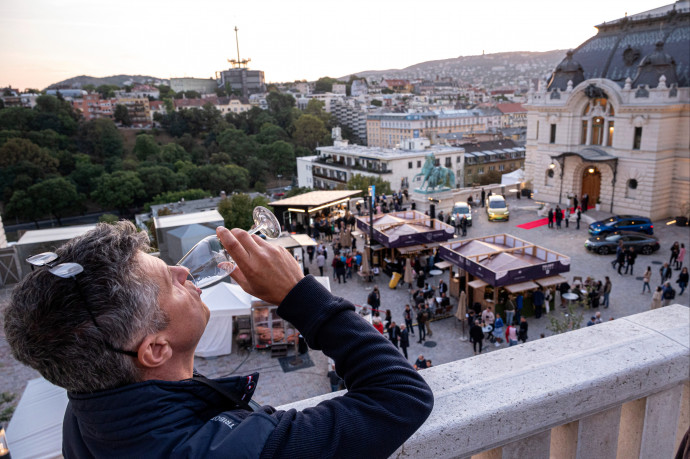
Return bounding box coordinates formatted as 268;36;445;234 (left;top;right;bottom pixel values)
342;49;567;88
47;74;169;89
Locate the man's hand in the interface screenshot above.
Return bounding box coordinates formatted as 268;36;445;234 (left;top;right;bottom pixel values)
217;227;304;305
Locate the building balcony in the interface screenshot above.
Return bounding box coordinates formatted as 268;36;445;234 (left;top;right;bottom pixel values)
279;305;690;458
314;156;392;174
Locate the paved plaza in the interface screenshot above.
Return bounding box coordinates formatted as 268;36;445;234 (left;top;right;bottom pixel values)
1;195;688;410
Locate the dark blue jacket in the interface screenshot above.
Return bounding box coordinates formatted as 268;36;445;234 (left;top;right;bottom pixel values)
63;276;434;458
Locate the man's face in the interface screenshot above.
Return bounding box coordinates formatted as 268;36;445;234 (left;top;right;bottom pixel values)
138;252;210;353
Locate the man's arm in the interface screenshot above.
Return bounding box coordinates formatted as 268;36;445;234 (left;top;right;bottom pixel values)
217;228;433;458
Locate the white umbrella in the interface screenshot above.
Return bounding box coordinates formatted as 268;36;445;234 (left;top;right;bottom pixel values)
360;248;371;276
403;258;414;285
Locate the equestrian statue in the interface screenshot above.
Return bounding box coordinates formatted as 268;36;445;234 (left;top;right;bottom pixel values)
412;153;456;193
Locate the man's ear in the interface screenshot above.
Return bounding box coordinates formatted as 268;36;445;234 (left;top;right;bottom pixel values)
137;334;172;368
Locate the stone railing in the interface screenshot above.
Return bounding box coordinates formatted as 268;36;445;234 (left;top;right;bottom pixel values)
279;305;690;458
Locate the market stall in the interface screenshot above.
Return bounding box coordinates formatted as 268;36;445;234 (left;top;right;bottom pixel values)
440;234;570;316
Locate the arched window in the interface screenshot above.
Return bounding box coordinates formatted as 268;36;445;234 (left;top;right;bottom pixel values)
545;167;555;187
625;178;638;199
581;98;615;146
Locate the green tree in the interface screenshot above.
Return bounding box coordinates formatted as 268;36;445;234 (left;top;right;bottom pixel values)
266;92;296;130
4;190;45;228
98;213;120;224
293;114;328;151
95;84;118;98
285;186;312;198
217;194;272;231
314;77;339;93
133;134;160;162
145;188;210;209
136;165;187;201
217;126;259;164
371;99;382;107
346;174;391;197
92;170;146;214
114;104;132;126
254;123;288;145
28;177;84;225
77;118;124;162
188;164;249;195
0;138;59;172
304;99;331;125
69;154;105;195
263;140;295;177
160;143;190;163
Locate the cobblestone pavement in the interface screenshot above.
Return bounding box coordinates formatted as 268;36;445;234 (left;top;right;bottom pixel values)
1;196;688;411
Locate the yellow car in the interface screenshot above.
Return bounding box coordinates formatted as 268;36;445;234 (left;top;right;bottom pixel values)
486;195;509;221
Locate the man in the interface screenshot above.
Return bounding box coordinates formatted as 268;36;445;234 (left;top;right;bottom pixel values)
416;305;427;343
555;206;562;229
518;316;529;343
469;320;484;355
399;324;410;359
532;287;545;319
461;215;468;236
481;188;486;207
422;302;433;338
403;304;414;336
438;279;448;296
515;293;524;324
662;281;676;306
4;222;433;458
481;305;494;325
603;276;612;308
413;354;427;370
367;286;381;314
547;208;554;229
576;208;582;230
624;247;637;275
587;316;597;327
388;321;401;349
316;251;326;276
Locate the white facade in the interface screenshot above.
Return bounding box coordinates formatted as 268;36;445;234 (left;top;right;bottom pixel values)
305;139;464;192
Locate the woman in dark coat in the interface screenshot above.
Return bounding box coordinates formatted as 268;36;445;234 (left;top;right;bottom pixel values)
469;322;484;355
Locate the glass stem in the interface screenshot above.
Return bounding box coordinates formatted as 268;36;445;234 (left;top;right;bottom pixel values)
248;224;264;235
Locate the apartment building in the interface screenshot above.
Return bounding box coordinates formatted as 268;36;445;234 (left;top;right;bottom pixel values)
460;139;526;187
300;137;464;191
331;98;369;145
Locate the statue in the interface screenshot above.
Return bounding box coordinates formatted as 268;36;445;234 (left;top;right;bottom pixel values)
412;153;456;193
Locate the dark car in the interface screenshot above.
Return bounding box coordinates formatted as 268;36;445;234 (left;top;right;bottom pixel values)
584;231;660;255
588;215;654;236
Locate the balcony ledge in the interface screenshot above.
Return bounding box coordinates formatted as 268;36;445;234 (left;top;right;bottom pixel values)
279;305;690;458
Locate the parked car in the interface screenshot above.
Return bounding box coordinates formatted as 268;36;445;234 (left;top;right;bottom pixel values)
584;231;660;255
449;201;472;226
588;215;654;236
486;195;509;221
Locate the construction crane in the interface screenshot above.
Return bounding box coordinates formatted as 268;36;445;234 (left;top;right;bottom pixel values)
228;26;251;69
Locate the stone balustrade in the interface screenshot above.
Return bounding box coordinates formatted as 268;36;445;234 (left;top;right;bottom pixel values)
279;304;690;458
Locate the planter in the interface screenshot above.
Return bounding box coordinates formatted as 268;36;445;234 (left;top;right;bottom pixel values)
676;216;688;227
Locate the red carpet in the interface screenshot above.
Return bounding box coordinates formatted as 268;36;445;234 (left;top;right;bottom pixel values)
516;218;549;230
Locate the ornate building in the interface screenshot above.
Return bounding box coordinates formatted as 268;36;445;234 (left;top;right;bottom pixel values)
524;1;690;219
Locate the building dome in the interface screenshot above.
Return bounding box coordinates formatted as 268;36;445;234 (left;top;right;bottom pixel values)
544;2;690;89
547;50;585;92
632;41;679;88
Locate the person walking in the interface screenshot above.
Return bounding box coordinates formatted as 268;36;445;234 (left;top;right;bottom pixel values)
403;304;414;336
532;287;544;319
547;208;554;229
576;207;582;230
416;305;428;343
565;207;571;228
461;215;468;236
642;266;652;293
367;286;381;315
616;244;626;275
518;316;529;343
316;252;326;276
481;188;486;207
423;302;433;338
651;286;663;309
388;321;400;349
670;241;680;268
555;206;563;229
660;263;673;284
469;321;484;355
603;276;612;308
677;243;686;270
504;295;516;326
624;247;637;275
399;324;410;359
678;267;689;295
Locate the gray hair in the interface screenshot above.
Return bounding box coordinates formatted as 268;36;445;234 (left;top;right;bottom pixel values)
4;221;168;393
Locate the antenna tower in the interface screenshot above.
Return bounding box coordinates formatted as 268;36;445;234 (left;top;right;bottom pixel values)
228;26;251;69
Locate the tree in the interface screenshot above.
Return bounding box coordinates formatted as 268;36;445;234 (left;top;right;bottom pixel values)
346;174;391;197
262;140;295;177
160;143;190;164
254;123;288;145
314;77;339;93
0;138;58;172
293;114;328;151
187;164;249;195
133;134;160;162
217;126;259;165
69;154;105;195
136;165;187;201
92;170;146;214
28;177;84;225
145;188;210;209
77;118;124;162
371;99;382;107
304;99;331;126
285;186;312;198
96;84;119;99
217;194;272;231
4;190;45;228
114;104;132;126
266;92;296;130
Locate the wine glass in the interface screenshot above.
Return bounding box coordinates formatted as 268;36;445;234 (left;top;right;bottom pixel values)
177;206;281;288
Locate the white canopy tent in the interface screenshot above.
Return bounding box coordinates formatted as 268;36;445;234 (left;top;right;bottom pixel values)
6;377;68;458
196;282;254;357
500;168;525;186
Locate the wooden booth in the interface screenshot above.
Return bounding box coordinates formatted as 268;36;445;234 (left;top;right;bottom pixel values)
440;234;570;316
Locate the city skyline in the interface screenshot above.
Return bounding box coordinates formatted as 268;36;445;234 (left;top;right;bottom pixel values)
0;0;673;91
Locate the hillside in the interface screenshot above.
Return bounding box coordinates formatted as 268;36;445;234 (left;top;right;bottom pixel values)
47;74;168;89
344;49;567;88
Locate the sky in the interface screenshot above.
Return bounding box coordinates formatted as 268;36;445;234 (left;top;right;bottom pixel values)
0;0;674;91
